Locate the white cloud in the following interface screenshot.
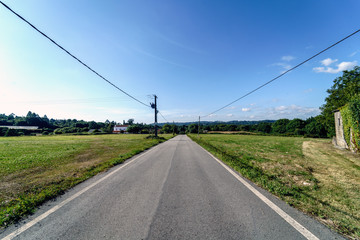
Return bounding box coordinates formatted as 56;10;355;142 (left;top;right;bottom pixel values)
275;106;287;111
321;58;338;66
242;105;321;120
241;108;251;112
350;51;358;57
313;60;357;74
273;62;291;70
281;56;295;62
226;114;234;117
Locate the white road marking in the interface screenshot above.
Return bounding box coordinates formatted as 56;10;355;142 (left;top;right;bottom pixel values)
1;146;158;240
202;147;319;240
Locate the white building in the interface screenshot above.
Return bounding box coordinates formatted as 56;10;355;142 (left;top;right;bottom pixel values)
113;125;129;133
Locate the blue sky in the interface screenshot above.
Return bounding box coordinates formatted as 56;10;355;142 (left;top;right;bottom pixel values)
1;0;359;124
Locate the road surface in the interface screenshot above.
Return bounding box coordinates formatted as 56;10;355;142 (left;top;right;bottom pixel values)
0;135;344;240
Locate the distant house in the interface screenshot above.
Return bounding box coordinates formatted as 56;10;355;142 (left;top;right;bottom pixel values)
113;125;129;133
0;125;38;130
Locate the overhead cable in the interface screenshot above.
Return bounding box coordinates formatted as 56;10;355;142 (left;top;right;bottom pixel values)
202;28;360;118
158;111;169;123
0;1;150;108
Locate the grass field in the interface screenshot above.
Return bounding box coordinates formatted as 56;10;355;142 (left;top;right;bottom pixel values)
189;134;360;239
0;134;172;228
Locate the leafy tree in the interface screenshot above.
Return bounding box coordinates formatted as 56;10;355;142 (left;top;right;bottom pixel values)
304;116;327;138
5;128;19;137
0;127;8;136
272;119;290;134
286;118;305;134
187;124;198;133
320;66;360;136
257;122;272;133
127;124;142;133
127;119;134;125
161;124;173;134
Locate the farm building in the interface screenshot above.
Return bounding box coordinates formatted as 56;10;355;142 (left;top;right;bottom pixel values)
113;125;129;133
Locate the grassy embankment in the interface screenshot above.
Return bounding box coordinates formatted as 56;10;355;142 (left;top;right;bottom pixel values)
0;134;172;228
189;134;360;239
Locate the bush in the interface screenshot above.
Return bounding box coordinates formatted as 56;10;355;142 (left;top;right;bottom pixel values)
5;128;19;137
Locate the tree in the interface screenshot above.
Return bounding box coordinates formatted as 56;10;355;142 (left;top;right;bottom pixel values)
257;122;272;133
272;119;290;134
187;124;198;133
127;119;134;125
304;116;327;138
5;128;19;137
161;124;173;134
320;66;360;136
127;124;142;133
286;118;305;134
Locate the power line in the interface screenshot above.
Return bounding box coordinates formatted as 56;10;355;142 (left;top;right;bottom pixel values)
158;111;169;123
202;28;360;118
0;1;150;108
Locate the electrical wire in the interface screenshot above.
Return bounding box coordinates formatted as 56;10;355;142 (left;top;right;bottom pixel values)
201;28;360;118
158;111;169;123
0;1;150;108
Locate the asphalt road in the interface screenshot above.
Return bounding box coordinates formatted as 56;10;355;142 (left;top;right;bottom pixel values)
0;135;344;240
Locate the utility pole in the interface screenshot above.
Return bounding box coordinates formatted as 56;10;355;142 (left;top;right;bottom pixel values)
198;116;200;136
173;120;175;135
151;95;158;137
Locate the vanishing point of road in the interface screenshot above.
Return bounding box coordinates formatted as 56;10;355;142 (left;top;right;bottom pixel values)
0;135;344;240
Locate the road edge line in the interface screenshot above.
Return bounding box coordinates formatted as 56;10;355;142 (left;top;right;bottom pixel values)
199;145;319;240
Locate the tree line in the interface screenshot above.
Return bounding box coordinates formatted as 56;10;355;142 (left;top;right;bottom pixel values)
158;116;326;138
0;112;121;136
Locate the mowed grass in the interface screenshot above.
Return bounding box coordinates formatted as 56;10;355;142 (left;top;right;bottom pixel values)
189;134;360;239
0;134;172;228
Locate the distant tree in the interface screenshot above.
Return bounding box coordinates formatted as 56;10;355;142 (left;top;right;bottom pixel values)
5;128;19;137
127;119;134;125
227;124;237;131
127;124;142;133
272;119;290;134
88;121;99;129
320;66;360;136
7;113;15;121
286;118;306;135
0;127;8;136
179;125;187;134
187;124;198;133
304;116;327;138
257;122;272;133
161;124;173;134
